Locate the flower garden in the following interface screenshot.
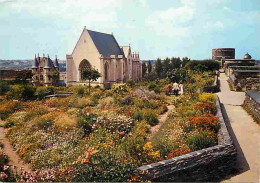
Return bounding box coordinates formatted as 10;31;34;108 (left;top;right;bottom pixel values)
0;71;219;182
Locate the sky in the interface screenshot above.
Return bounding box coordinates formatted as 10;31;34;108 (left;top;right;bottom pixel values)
0;0;259;60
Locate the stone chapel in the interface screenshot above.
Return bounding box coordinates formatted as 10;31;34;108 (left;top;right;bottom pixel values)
66;27;142;87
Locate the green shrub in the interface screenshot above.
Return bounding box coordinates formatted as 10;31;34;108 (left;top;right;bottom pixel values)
0;80;10;95
143;109;159;126
148;82;156;91
77;113;97;136
186;130;217;151
7;85;35;100
131;110;143;121
77;88;85;96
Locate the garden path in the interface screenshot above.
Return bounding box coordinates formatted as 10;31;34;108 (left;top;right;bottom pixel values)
217;73;260;182
0;127;32;173
147;105;175;141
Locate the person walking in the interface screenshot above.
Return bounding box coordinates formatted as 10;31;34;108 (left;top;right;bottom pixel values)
173;82;179;96
179;82;184;95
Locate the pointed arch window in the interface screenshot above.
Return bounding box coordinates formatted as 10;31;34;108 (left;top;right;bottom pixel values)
79;59;91;81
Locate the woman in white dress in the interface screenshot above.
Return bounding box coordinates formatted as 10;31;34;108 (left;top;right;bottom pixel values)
179;83;184;95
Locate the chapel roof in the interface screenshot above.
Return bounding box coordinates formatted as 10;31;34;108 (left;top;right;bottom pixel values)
87;29;124;57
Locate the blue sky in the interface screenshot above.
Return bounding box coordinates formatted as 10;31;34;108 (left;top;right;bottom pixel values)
0;0;259;60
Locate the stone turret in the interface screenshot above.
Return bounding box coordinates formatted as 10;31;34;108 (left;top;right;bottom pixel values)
32;54;39;69
44;55;52;69
53;55;59;71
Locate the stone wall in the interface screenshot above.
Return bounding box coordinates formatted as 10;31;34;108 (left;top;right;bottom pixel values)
243;91;260;124
137;96;237;181
229;71;260;91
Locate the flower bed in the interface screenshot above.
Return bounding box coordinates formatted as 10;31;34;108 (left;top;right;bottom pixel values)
137;96;237;182
2;72;226;181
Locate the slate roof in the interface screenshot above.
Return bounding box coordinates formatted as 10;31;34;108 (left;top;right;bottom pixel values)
32;57;39;68
87;30;124;57
53;57;59;68
246;91;260;104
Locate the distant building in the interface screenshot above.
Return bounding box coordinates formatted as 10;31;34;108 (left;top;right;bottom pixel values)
31;54;60;86
66;27;142;87
212;48;235;61
224;52;260;91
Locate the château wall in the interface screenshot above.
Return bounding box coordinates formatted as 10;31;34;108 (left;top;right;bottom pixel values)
243;91;260;124
137;96;237;181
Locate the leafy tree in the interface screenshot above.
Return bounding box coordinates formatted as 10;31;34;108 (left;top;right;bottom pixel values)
163;57;171;76
182;57;190;67
170;57;181;69
141;62;147;77
185;60;220;72
154;58;163;79
49;71;59;85
167;70;177;82
147;61;152;73
82;68;101;94
15;70;33;84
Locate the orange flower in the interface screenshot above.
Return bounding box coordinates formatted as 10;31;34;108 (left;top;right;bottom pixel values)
81;158;89;164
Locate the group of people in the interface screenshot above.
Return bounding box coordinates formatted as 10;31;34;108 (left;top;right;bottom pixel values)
166;82;184;96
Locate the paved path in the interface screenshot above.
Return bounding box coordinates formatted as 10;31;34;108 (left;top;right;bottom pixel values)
217;73;260;182
147;105;174;141
0;127;31;173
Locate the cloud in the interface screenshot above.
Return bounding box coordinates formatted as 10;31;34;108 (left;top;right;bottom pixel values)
1;0;121;29
204;21;224;31
145;0;196;38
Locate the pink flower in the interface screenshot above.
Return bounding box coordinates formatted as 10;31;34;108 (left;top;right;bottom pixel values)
0;172;8;179
3;165;9;171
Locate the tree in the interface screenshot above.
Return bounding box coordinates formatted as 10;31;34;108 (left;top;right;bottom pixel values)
182;57;190;67
163;57;171;76
170;57;181;69
49;71;59;85
147;61;152;73
15;70;33;84
141;62;147;77
82;68;101;94
154;58;163;78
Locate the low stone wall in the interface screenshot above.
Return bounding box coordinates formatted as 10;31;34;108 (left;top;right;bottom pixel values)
244;91;260;124
229;70;260;91
137;96;237;181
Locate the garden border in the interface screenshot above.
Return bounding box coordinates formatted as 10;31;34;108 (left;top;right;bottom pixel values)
137;95;237;181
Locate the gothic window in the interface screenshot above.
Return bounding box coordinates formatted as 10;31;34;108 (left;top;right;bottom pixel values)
79;59;91;80
104;62;109;81
40;75;43;80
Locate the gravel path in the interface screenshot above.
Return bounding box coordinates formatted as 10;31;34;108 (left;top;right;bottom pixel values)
0;127;32;173
217;73;260;182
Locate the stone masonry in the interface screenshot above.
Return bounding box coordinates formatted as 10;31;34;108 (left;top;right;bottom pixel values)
243;91;260;124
